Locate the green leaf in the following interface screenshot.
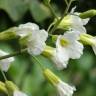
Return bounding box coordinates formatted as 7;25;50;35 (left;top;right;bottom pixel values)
0;0;28;21
29;0;51;22
22;63;44;95
8;56;28;85
77;51;94;71
31;55;55;69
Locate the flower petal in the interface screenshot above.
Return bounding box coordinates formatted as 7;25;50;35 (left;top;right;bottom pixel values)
14;90;27;96
51;49;69;70
17;22;39;37
67;41;84;59
27;41;46;55
0;50;14;72
57;80;76;96
70;15;87;33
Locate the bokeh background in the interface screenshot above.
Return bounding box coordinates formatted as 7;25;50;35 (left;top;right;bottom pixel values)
0;0;96;96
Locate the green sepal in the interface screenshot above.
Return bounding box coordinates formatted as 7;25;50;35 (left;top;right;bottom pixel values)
0;27;19;41
0;81;8;94
5;81;19;96
43;69;59;86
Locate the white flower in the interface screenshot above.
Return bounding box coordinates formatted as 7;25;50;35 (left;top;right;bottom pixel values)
14;90;28;96
62;14;88;33
56;30;83;60
58;6;89;34
56;80;76;96
17;22;39;37
70;7;90;33
50;48;69;70
27;29;48;55
80;33;96;55
0;50;14;72
16;22;48;55
47;31;83;70
42;46;69;70
43;69;76;96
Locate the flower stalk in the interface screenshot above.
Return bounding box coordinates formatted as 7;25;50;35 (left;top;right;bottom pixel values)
0;49;27;60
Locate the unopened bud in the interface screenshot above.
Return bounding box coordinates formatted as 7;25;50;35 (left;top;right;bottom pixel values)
79;9;96;19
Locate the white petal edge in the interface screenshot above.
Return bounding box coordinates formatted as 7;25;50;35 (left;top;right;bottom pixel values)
0;50;14;72
14;90;28;96
57;80;76;96
17;22;39;37
51;49;69;70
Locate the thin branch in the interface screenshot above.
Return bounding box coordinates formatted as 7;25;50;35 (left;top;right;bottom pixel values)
47;3;59;19
49;0;73;34
0;48;45;71
32;55;45;71
0;69;7;81
64;0;69;6
0;48;27;60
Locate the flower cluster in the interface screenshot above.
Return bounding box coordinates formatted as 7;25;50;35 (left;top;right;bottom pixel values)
0;4;96;96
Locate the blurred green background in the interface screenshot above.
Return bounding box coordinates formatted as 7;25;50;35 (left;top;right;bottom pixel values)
0;0;96;96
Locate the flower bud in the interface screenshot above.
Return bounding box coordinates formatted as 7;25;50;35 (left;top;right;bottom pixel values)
43;69;76;96
80;33;94;45
0;81;8;94
0;27;18;41
79;9;96;19
42;46;55;57
5;81;18;95
5;81;28;96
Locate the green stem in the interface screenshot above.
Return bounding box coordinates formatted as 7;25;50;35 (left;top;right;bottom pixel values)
32;55;45;71
47;3;58;19
64;0;68;6
47;22;55;32
0;48;45;71
49;0;73;34
0;49;27;60
0;69;7;81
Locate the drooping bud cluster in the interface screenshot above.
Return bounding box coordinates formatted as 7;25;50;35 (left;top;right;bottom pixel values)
0;81;28;96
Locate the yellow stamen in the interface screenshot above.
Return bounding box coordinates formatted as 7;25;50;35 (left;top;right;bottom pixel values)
60;38;69;46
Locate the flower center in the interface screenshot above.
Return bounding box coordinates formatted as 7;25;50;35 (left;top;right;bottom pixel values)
60;38;69;47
